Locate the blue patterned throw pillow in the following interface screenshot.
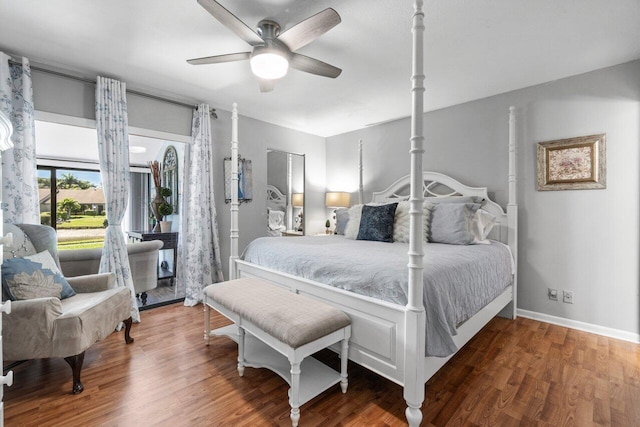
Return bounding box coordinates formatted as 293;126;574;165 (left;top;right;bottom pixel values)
1;257;76;301
356;203;398;243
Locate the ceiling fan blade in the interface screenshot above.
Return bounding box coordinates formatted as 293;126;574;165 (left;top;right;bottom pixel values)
187;52;251;65
290;53;342;78
278;8;341;51
258;78;275;93
197;0;264;46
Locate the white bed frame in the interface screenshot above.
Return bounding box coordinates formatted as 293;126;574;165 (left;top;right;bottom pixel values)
226;2;518;424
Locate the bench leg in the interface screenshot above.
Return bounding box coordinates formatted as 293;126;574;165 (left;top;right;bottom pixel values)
204;303;211;345
237;326;245;377
340;338;349;393
289;361;301;427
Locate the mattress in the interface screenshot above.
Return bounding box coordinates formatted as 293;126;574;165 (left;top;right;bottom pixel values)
242;235;514;356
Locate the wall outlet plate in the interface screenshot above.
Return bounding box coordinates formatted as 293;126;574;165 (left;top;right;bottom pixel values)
548;288;558;301
563;290;573;304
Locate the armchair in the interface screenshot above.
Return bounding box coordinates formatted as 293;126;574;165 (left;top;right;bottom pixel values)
1;224;133;394
58;239;163;305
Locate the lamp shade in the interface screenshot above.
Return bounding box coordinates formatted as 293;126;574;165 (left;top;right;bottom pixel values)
292;193;304;207
325;192;350;208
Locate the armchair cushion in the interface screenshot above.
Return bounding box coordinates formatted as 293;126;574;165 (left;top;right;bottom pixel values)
67;272;116;293
2;257;76;300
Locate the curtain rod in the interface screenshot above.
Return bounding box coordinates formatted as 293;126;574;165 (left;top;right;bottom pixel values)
8;59;217;119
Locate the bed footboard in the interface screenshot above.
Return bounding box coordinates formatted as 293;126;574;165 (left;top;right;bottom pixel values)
236;259;514;386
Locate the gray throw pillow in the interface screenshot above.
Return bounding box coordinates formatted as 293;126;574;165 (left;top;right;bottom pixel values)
357;203;398;243
428;203;481;245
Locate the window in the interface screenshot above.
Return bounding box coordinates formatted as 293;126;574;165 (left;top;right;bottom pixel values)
38;167;106;250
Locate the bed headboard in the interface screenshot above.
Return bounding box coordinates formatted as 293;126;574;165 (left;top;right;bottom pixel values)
267;184;286;211
371;171;509;244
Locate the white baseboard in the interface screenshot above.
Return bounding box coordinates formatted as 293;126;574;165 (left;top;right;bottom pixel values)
517;309;640;344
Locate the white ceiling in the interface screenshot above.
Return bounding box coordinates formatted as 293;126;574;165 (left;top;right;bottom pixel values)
2;0;639;137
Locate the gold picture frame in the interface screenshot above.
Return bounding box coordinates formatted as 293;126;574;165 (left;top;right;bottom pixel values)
537;134;606;191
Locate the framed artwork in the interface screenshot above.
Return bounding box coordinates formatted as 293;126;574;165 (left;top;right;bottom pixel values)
537;134;606;191
224;156;253;203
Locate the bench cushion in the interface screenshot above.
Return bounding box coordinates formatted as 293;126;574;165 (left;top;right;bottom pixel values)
205;278;350;349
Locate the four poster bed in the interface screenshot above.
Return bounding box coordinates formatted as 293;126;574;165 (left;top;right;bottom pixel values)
223;2;518;425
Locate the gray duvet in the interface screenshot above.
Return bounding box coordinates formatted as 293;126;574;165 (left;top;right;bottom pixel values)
242;235;513;356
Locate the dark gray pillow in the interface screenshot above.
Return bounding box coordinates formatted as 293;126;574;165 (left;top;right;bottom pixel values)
335;208;349;235
428;203;480;245
357;203;398;243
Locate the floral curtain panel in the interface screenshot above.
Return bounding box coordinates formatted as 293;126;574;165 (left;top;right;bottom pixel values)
177;103;224;306
0;52;39;224
95;76;139;322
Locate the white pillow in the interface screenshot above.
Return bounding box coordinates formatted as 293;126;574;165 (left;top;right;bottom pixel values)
344;205;363;239
471;209;496;244
24;250;62;274
393;201;431;243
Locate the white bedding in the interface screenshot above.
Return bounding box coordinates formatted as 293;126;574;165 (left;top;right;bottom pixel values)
242;235;514;356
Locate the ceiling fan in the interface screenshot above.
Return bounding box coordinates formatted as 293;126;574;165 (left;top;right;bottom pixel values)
188;0;342;92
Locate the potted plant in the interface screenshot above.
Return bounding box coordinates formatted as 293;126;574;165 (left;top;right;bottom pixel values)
158;202;174;232
325;219;331;234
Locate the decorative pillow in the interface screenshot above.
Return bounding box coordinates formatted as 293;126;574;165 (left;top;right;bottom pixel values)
335;208;349;235
393;201;432;243
427;203;481;245
2;257;76;301
357;203;398;243
24;250;62;274
344;205;363;239
471;209;497;244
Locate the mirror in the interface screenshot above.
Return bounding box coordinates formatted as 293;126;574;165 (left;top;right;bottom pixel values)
267;149;305;236
162;145;179;213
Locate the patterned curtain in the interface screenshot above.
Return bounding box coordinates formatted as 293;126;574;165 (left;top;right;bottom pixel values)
95;76;138;322
177;104;224;306
0;52;39;224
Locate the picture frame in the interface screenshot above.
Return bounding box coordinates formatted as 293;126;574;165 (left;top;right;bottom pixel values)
536;133;606;191
224;155;253;203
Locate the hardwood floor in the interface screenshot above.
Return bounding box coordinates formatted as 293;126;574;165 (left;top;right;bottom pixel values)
4;303;640;426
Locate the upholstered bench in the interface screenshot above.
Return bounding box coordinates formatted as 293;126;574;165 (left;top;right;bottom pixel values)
203;277;351;427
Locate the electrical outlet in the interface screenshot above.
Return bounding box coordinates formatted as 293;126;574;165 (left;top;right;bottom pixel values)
548;288;558;301
563;290;573;304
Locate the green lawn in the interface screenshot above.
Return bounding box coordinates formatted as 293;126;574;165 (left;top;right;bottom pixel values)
58;239;105;251
57;215;106;229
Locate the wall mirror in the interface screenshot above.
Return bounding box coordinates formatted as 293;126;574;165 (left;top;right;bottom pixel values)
162;145;178;213
266;149;305;236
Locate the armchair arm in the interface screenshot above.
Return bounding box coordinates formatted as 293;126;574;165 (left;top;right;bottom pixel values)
67;272;116;293
2;297;63;360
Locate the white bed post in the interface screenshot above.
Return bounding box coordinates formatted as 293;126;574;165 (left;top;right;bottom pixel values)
404;1;426;426
286;153;293;230
358;139;364;204
229;103;239;280
506;106;518;319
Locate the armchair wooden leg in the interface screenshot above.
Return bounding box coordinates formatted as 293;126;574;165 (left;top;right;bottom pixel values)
123;316;134;344
64;352;85;394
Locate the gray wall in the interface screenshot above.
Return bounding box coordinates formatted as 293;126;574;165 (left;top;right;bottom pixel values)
326;59;640;338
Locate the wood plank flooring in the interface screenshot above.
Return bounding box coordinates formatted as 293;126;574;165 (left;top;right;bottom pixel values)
4;303;640;426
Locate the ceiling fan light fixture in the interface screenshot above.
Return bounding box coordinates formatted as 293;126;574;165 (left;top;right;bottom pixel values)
250;51;289;80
